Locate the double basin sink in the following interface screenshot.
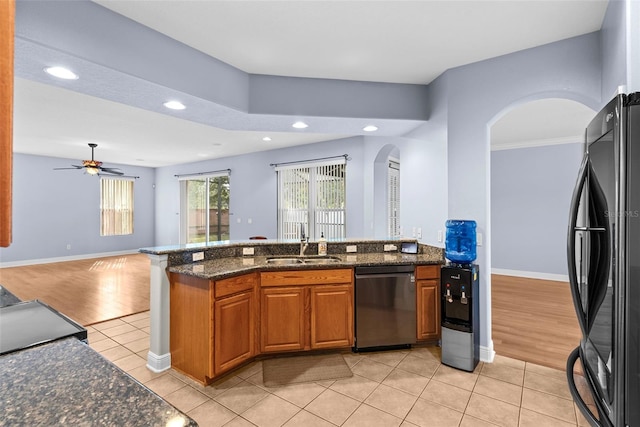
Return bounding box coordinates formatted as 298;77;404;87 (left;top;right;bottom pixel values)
266;256;341;265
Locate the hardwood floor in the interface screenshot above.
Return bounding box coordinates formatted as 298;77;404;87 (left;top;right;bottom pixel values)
0;254;150;326
491;274;581;372
1;255;581;371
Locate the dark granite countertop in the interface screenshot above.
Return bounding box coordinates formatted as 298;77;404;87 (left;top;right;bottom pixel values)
0;285;21;307
0;338;197;426
169;250;444;280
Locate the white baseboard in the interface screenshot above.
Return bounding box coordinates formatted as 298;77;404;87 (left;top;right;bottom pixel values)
480;342;495;364
0;249;141;268
491;268;569;283
146;351;171;373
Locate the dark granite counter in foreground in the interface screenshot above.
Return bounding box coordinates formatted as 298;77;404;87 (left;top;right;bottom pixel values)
0;338;197;427
0;285;21;307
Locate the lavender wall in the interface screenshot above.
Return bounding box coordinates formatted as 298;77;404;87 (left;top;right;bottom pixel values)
0;153;156;264
491;143;585;277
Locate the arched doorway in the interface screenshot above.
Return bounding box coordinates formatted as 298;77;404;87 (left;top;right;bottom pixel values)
373;144;400;238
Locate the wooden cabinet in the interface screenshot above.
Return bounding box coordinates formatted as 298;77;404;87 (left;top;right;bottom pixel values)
415;265;441;341
0;0;14;247
169;272;257;384
260;269;353;353
214;273;258;376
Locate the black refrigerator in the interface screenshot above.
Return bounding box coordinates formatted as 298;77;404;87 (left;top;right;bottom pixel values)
567;92;640;427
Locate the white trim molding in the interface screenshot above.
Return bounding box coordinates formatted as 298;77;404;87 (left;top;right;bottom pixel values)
491;135;582;151
480;342;496;364
146;351;171;373
0;249;141;268
491;268;569;283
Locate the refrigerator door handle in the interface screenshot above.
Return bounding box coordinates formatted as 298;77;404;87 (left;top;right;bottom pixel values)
567;346;613;427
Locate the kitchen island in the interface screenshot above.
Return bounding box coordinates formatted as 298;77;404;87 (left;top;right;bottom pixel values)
140;239;444;380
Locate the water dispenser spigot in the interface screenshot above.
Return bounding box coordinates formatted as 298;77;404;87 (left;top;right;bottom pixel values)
461;291;467;305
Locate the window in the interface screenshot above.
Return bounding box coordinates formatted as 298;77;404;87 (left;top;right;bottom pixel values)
388;158;400;237
277;159;346;240
179;173;230;244
100;178;134;236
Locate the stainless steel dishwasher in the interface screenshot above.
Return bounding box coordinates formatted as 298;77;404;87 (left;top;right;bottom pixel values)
354;265;416;351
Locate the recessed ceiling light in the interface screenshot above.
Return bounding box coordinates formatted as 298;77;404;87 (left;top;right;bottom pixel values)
363;125;378;132
44;66;79;80
292;121;308;129
263;136;272;141
163;100;186;110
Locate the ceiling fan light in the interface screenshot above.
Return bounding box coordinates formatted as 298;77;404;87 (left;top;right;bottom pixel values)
44;66;79;80
86;167;99;175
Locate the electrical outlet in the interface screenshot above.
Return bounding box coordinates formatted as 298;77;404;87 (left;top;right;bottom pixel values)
477;233;483;246
192;251;204;261
412;227;416;237
417;227;422;239
437;230;443;243
346;245;357;253
66;244;71;250
243;247;255;256
384;244;397;252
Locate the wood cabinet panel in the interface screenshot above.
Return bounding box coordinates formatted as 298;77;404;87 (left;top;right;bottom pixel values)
0;0;14;247
169;273;213;382
310;284;353;349
415;265;440;280
260;287;306;352
215;272;257;298
214;290;255;375
261;269;352;287
417;279;441;341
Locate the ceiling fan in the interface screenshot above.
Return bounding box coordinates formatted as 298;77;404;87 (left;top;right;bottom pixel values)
54;143;124;176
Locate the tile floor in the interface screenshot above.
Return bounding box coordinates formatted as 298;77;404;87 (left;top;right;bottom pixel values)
87;311;590;427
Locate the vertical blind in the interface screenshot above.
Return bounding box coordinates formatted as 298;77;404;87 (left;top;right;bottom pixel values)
277;159;346;240
100;178;134;236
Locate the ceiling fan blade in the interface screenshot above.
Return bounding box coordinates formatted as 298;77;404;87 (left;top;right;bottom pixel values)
98;173;140;179
99;168;125;175
53;165;83;170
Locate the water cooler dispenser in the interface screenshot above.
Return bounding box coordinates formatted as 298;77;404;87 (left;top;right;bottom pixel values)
441;220;480;372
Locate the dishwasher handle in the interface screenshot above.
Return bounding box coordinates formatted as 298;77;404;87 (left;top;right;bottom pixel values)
355;265;415;275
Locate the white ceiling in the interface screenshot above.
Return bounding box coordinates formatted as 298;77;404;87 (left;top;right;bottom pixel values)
14;0;607;168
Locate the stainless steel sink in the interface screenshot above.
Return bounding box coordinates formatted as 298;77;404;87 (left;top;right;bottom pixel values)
266;257;304;265
265;256;341;265
302;257;341;264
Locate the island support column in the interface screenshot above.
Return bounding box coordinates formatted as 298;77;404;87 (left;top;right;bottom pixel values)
146;253;171;372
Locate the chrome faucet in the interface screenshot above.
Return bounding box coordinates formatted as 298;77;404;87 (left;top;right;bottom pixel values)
299;234;309;257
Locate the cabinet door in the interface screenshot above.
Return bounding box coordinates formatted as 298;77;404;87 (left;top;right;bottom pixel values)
169;273;214;382
261;287;306;352
214;290;255;375
310;284;353;349
417;279;441;341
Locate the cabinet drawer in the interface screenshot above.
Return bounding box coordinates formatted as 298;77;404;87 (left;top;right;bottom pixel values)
261;269;352;287
215;273;257;298
415;265;441;280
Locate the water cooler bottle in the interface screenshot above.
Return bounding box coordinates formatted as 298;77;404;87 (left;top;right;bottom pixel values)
440;220;480;372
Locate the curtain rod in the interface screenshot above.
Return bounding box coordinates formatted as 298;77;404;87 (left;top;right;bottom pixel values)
270;154;350;168
174;168;231;178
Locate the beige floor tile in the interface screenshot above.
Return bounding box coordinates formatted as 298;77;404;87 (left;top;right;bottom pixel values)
521;388;576;424
364;350;409;367
420;379;471;412
400;422;420;427
464;393;520;427
187;400;237;427
524;370;572;399
364;383;418;419
89;337;119;352
282;410;334;427
432;364;479;391
409;346;441;363
245;371;268;390
145;374;187;397
123;336;150;353
305;388;360;425
459;414;501;427
98;344;135;362
112;353;147;372
382;368;430;396
223;417;257;427
165;386;210;413
350;358;395;383
396;354;440;378
480;362;524;386
234;361;262;380
343;403;403;427
525;362;566;381
127;365;166;384
269;381;326;408
342;351;366;368
87;329;108;344
100;323;137;337
214;380;270;414
519;408;577;427
473;375;522;406
200;375;244;399
119;311;150;323
141;326;150;334
128;317;151;330
111;329;148;345
405;397;463;427
241;394;300;427
492;354;525;370
91;318;127;331
329;374;379;401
